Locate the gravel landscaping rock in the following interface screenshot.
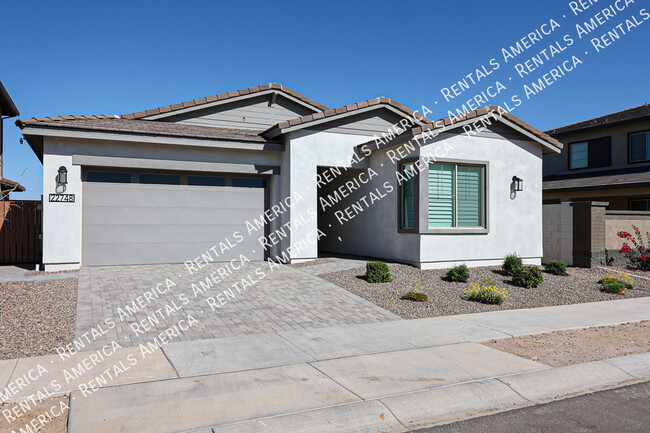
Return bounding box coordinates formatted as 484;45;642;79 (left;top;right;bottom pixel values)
319;264;650;320
0;395;69;432
484;321;650;367
0;279;77;360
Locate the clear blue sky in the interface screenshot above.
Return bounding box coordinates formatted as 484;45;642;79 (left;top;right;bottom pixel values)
2;0;649;199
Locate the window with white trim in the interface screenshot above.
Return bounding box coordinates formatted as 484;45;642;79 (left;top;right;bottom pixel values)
428;163;484;228
400;163;416;229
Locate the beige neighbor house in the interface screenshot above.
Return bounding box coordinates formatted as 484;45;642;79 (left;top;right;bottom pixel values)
17;83;562;271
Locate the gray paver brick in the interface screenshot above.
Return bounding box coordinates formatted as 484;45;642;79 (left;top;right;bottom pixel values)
75;261;398;349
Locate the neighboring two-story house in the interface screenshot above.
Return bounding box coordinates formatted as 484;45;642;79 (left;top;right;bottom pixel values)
543;104;650;210
1;81;25;199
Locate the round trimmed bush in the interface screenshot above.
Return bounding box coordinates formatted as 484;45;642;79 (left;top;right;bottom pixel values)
545;260;568;276
366;261;391;283
502;254;523;276
445;264;470;282
512;266;544;288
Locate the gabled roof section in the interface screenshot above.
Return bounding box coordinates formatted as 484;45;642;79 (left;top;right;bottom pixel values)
16;117;278;143
0;81;19;118
121;83;329;120
262;96;431;138
411;106;564;153
546;103;650;136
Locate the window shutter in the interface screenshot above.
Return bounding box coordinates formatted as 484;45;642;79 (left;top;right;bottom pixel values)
457;166;482;227
428;163;455;227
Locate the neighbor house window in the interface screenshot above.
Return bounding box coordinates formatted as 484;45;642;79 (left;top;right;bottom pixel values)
630;131;650;162
86;171;131;183
428;163;484;228
568;137;612;169
630;199;650;211
400;163;416;229
139;173;180;185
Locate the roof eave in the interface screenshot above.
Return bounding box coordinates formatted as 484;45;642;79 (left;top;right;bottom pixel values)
0;81;20;118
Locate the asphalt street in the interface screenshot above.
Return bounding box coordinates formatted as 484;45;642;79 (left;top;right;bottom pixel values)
411;381;650;433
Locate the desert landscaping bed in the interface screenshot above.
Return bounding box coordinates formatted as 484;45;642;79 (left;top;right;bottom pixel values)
0;395;69;433
484;321;650;367
319;264;650;320
0;279;77;360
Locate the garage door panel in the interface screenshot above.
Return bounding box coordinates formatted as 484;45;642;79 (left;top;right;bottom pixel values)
84;184;264;209
82;223;262;244
83;206;265;226
82;179;266;266
82;241;263;266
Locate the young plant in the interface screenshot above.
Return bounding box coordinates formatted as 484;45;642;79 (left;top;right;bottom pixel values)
465;280;508;305
502;254;523;276
598;270;633;294
512;266;544;288
365;261;392;283
545;260;568;276
617;226;650;271
445;264;470;282
401;291;428;302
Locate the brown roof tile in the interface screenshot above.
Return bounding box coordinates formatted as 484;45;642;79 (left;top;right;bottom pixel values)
546;103;650;136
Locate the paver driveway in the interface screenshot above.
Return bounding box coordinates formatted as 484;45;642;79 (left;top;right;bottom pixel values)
75;261;399;349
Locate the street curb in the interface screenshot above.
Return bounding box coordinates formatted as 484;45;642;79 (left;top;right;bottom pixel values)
190;352;649;433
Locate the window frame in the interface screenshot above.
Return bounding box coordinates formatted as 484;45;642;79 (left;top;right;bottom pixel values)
628;130;650;164
568;136;612;170
397;158;489;235
398;161;418;232
568;141;589;170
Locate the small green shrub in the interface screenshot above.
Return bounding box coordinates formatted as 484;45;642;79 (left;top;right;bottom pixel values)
545;260;568;276
598;271;632;294
512;266;544;288
401;291;428;302
502;254;523;276
465;281;507;305
600;279;627;294
445;264;470;282
366;261;391;283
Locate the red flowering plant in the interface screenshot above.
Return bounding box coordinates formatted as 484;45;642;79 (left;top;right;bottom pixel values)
617;226;650;271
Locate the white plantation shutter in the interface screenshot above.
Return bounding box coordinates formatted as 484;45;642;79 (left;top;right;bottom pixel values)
457;166;482;227
428;163;455;227
428;163;484;228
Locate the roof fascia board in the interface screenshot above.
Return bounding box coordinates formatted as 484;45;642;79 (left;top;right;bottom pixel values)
72;154;280;175
406;113;560;154
266;104;427;139
20;126;284;152
143;90;322;120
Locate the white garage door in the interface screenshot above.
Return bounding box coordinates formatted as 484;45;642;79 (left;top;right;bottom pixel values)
82;171;266;266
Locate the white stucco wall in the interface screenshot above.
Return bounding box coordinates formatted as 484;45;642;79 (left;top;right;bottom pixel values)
542;202;573;265
281;129;369;261
418;133;544;268
42;140;82;270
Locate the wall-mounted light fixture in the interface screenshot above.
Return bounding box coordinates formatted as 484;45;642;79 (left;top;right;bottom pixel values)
56;166;68;193
512;176;523;192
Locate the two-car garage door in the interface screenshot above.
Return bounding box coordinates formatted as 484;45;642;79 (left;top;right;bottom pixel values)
82;171;266;266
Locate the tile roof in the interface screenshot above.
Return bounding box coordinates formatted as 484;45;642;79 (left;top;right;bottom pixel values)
121;83;329;119
411;105;564;150
543;166;650;192
0;177;25;192
16;117;278;143
546;103;650;136
262;96;432;137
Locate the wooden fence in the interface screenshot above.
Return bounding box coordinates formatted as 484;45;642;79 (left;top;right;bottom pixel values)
0;200;42;264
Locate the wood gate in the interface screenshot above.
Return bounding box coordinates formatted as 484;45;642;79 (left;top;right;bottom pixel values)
0;200;42;264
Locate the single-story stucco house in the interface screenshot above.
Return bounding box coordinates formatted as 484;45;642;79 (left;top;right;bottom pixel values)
17;83;563;271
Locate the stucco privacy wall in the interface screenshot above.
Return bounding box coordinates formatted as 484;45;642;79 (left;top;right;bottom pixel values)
418;132;544;269
41;136;284;270
543;202;573;265
282;129;369;261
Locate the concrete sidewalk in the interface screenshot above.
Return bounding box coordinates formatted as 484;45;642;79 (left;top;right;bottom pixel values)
1;297;649;433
